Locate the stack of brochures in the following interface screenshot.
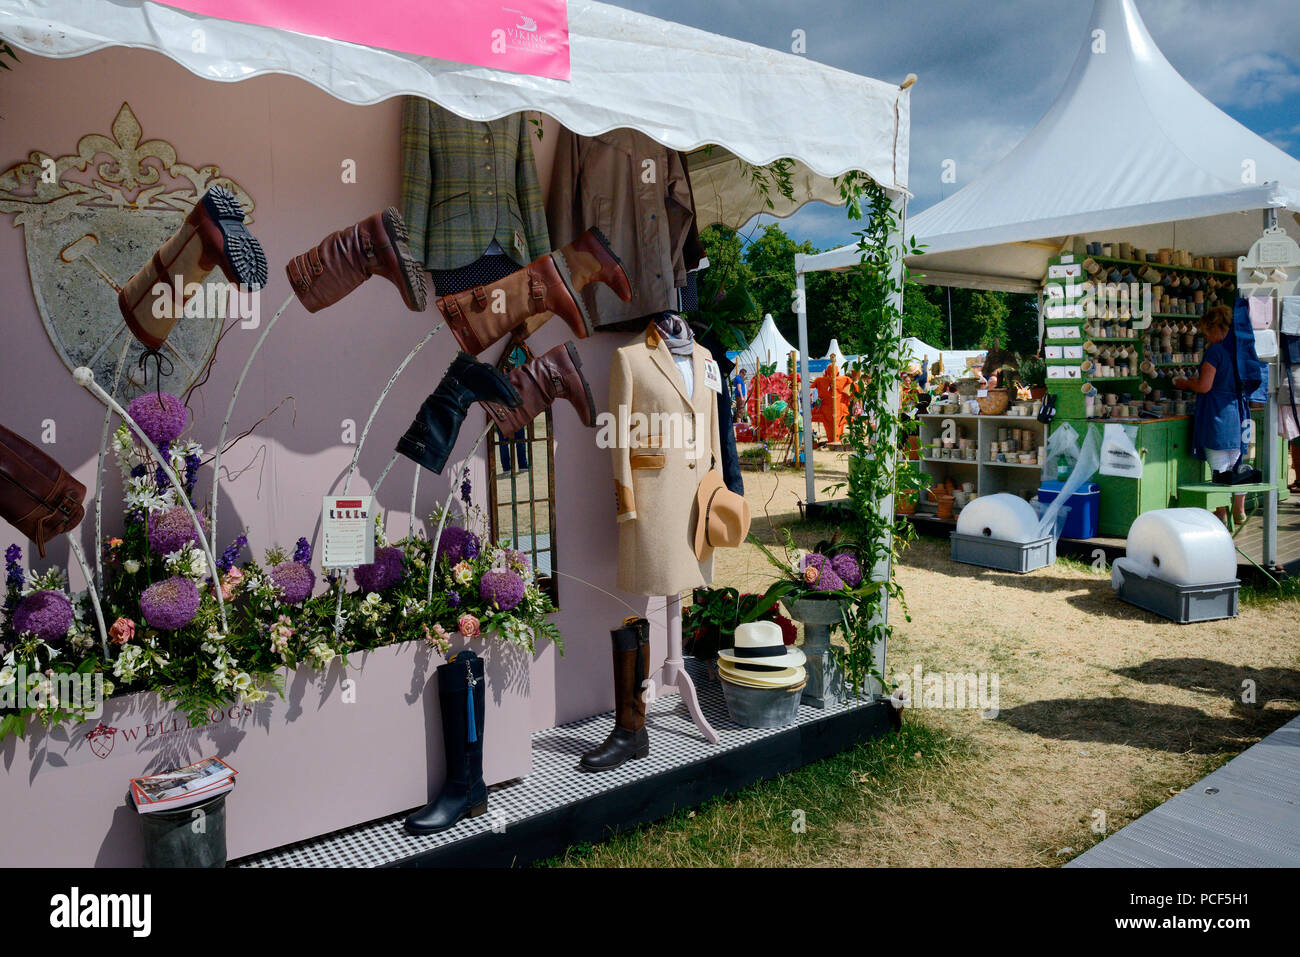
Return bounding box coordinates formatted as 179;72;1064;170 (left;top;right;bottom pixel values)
130;756;237;813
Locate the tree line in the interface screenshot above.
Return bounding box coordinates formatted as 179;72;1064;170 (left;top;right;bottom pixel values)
696;223;1039;359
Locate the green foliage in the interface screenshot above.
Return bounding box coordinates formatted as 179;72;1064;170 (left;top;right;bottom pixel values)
682;581;794;660
901;281;946;347
823;172;926;696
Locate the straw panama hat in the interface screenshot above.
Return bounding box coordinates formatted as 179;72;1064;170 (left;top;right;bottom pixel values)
693;469;752;561
717;659;806;689
718;620;806;671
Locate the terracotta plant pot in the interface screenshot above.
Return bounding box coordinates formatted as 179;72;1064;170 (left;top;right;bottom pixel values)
1029;386;1048;402
935;495;955;520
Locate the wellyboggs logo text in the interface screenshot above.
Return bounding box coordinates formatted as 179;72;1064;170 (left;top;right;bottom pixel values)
72;704;254;764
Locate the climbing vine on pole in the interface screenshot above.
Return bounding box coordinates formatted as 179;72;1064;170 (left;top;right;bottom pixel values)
826;172;928;696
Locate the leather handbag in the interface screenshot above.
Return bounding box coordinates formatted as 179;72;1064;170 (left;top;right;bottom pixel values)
0;423;86;557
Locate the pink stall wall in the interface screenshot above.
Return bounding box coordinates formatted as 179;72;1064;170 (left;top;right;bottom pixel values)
0;47;662;740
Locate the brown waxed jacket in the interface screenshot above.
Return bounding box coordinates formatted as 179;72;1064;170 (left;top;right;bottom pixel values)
547;127;703;330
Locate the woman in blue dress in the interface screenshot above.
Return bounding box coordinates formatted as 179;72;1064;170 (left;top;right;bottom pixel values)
1172;305;1259;526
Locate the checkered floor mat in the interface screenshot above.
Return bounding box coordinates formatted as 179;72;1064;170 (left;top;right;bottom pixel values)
235;661;880;867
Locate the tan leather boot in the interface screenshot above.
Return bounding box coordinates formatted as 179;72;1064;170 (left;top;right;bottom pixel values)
481;342;596;435
440;228;632;355
117;187;267;350
286;207;426;313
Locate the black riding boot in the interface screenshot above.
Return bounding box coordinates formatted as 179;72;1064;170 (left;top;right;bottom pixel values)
580;618;650;772
405;650;488;834
396;353;521;474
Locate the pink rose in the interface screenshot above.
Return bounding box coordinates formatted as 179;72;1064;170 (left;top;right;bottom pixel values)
803;565;819;586
109;617;135;645
457;614;481;639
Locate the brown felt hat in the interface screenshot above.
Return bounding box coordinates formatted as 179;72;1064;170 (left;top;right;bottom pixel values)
693;469;751;561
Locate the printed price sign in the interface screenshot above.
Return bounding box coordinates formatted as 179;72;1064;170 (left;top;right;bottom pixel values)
322;495;375;569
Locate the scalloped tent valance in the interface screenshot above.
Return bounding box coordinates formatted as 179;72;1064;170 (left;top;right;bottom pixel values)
0;0;910;228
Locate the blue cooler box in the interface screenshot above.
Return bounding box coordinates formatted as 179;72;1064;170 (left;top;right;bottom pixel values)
1037;481;1100;539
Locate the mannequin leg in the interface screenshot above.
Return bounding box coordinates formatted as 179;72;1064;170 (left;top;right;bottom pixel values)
654;593;719;744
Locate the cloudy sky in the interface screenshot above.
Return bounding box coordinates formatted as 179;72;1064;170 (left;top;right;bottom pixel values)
603;0;1300;251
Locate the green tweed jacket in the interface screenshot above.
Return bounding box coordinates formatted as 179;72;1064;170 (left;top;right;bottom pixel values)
399;98;550;271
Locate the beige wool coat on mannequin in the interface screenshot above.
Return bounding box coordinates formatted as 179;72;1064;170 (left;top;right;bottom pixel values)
608;323;722;596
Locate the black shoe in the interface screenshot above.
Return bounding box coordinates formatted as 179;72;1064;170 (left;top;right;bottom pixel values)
396;356;520;474
1212;463;1263;486
405;651;488;835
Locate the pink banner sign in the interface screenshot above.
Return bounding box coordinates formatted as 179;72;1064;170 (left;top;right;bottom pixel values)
157;0;571;80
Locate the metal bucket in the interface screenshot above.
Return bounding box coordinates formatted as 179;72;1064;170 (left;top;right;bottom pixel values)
138;792;229;868
720;678;806;728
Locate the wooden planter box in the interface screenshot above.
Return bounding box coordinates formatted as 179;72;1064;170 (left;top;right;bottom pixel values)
0;636;533;867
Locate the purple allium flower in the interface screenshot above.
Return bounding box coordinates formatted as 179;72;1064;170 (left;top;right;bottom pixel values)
830;552;863;588
802;553;845;592
126;392;189;447
292;536;312;565
479;569;525;612
268;562;315;604
148;506;205;556
435;526;481;567
12;590;74;643
218;533;248;573
354;546;405;593
139;576;201;631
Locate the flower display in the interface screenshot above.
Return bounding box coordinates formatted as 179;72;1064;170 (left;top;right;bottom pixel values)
802;553;845;592
12;590;74;643
268;561;316;605
830;552;863;588
140;576;201;631
108;617;135;645
125;392;189;446
457;613;481;638
436;526;481;567
354;546;405;593
148;506;205;556
479;569;525;612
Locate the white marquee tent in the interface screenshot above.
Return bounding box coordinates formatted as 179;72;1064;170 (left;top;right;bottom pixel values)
824;339;850;367
799;0;1300;290
900;338;986;376
908;0;1300;292
1;0;910;232
733;314;800;375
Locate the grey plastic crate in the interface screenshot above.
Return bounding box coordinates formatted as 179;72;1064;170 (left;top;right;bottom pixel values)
1114;573;1239;624
950;532;1056;573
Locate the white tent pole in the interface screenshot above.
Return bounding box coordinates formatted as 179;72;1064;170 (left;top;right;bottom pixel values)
1263;206;1280;569
794;259;814;504
872;188;907;694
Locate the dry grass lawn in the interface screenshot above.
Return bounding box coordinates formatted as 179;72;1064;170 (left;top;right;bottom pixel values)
703;447;1300;866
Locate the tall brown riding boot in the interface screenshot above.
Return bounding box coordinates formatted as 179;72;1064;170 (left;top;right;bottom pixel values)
117;186;268;350
287;207;426;313
439;228;631;356
480;342;596;435
580;618;650;772
1290;442;1300;492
